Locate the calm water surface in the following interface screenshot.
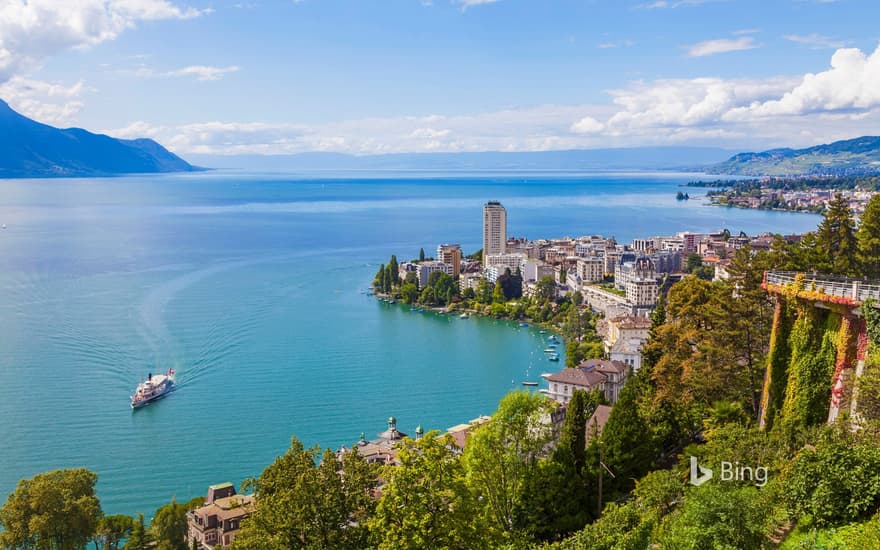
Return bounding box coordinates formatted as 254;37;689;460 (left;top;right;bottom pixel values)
0;171;821;515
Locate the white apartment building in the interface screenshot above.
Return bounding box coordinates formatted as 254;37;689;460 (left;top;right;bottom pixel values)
414;261;452;288
626;278;659;307
576;258;605;283
521;259;555;283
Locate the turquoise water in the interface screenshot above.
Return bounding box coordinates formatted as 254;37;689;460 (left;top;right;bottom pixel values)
0;170;821;516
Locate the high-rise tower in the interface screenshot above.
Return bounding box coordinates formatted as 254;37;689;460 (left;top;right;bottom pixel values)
482;201;507;260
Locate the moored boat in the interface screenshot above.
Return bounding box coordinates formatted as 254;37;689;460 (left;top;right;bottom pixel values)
131;369;175;409
521;381;539;386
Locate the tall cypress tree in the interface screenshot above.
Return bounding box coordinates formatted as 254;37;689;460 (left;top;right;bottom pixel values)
388;255;400;287
383;265;393;293
554;389;591;473
816;193;858;276
374;263;385;290
419;247;426;262
857;193;880;279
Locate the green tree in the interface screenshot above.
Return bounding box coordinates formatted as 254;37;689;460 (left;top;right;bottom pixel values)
428;272;457;306
404;271;419;288
816;193;858;276
374;263;385;290
598;375;660;496
492;280;505;304
399;283;419;304
419;247;425;262
556;390;600;473
418;286;436;306
497;268;523;300
535;276;557;303
94;515;134;550
388;255;400;286
463;391;556;543
657;484;771;550
475;278;492;304
383;265;393;293
554;501;652;550
858;193;880;279
123;514;151;550
370;433;482;550
516;389;601;541
151;498;188;550
783;436;880;527
685;253;703;274
0;468;102;550
231;437;376;550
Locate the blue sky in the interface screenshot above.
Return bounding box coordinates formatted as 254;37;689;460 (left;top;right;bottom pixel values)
1;0;879;155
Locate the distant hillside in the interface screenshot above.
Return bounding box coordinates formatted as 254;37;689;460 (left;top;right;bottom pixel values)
0;99;197;178
708;136;880;176
189;146;736;172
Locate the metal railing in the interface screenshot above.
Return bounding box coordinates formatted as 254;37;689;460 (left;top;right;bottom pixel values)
765;271;880;303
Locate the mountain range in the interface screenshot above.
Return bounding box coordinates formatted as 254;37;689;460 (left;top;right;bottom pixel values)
0;99;196;178
3;98;880;178
706;136;880;177
187;147;737;172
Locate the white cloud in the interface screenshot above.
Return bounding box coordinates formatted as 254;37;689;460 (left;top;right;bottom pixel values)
128;65;240;81
604;76;798;130
104;43;880;156
598;40;635;49
0;75;93;124
784;33;844;49
687;36;757;57
0;0;211;82
106;104;617;155
636;0;712;9
570;116;605;134
453;0;499;10
726;44;880;119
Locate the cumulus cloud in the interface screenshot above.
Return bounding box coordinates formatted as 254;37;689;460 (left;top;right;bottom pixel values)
0;0;211;82
128;65;240;81
570;116;605;134
604;76;798;130
726;44;880;119
687;36;757;57
0;75;93;124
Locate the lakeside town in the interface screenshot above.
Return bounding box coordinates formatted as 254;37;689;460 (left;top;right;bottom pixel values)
180;200;814;547
5;193;880;549
177;197;880;549
689;176;879;216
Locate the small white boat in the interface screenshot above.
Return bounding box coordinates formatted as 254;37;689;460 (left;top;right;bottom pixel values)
131;369;175;409
543;348;557;354
459;313;470;319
